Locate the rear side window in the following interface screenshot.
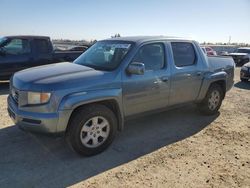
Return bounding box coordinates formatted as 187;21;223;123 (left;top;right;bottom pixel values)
171;42;196;67
34;39;50;53
133;43;165;71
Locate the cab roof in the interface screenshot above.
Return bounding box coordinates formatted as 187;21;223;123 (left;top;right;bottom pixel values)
102;36;194;44
5;35;50;40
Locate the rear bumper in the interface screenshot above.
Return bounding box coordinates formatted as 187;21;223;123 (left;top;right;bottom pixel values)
7;96;70;134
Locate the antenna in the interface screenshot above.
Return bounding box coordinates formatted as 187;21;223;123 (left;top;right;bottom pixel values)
228;36;231;44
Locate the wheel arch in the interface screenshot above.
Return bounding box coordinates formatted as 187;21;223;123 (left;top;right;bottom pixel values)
66;99;124;133
209;80;226;99
197;71;227;101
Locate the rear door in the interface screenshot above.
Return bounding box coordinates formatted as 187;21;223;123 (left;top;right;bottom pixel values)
169;42;203;105
122;42;171;116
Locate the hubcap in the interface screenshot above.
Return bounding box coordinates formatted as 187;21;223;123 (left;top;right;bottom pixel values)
208;90;220;111
80;116;110;148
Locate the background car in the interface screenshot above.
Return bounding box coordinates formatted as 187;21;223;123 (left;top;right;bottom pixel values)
0;35;83;80
67;46;88;52
219;51;229;56
201;46;217;56
240;62;250;82
228;47;250;66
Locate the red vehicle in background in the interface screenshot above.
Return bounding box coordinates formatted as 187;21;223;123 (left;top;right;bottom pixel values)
201;46;217;56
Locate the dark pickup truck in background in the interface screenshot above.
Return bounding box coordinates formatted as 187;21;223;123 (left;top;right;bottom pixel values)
227;47;250;66
0;36;84;80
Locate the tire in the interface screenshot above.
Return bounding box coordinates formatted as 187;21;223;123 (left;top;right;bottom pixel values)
66;104;117;156
241;78;248;82
198;84;223;115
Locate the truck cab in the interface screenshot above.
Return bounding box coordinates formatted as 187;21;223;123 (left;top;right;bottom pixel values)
0;36;83;80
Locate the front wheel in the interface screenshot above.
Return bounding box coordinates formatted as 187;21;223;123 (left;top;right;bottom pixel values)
198;84;223;115
66;104;117;156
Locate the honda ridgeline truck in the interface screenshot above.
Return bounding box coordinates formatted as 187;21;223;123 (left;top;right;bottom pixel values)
8;36;234;156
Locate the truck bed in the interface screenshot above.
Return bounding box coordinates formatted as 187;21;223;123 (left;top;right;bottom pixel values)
207;56;235;72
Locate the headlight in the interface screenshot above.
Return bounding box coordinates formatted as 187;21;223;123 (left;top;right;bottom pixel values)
27;92;51;105
241;66;248;71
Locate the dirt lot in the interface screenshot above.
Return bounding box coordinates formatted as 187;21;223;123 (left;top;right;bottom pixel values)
0;68;249;188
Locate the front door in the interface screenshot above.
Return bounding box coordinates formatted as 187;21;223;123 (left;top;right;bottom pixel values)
0;38;32;79
122;43;170;116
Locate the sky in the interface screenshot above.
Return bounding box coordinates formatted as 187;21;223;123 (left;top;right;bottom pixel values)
0;0;250;43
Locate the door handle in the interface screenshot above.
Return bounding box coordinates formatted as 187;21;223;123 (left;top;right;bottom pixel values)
160;76;169;82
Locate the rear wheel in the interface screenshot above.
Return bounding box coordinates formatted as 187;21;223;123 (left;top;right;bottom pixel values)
66;104;117;156
198;84;223;115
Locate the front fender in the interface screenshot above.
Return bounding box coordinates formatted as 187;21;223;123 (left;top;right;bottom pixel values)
197;71;227;101
58;88;124;131
59;88;122;110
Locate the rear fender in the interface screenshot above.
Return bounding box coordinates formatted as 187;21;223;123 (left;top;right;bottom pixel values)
197;71;227;101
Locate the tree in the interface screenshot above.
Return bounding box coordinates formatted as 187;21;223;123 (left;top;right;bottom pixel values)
111;33;121;38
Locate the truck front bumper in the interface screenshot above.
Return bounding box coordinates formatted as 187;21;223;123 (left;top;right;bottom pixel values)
7;96;70;134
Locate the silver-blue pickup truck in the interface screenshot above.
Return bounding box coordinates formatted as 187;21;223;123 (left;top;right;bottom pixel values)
8;36;234;156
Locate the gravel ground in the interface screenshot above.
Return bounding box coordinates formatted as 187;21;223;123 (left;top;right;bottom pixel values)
0;68;249;188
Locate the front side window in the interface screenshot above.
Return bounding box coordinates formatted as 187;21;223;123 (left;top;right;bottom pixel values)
1;39;31;55
133;43;165;71
74;41;133;71
171;42;196;67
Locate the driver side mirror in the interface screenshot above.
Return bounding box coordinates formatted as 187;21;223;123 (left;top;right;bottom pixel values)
127;62;145;75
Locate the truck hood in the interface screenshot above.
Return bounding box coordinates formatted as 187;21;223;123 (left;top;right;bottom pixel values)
12;62;119;91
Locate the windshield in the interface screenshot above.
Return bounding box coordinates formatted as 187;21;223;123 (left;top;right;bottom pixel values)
236;49;250;54
74;41;133;71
